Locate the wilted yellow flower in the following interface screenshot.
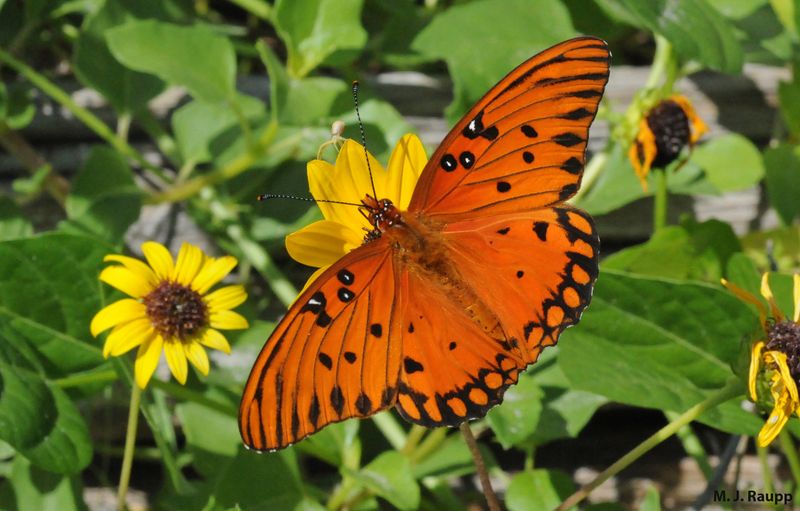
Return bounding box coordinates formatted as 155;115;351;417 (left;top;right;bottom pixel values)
629;95;708;191
723;273;800;446
285;134;427;287
91;241;248;388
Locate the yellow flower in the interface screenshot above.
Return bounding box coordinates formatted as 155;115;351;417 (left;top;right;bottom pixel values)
723;273;800;446
628;95;708;191
91;241;249;389
286;133;427;287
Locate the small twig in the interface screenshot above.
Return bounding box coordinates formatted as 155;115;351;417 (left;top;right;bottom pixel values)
460;422;502;511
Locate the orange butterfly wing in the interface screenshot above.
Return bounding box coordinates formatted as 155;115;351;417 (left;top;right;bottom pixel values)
239;239;402;450
408;36;610;218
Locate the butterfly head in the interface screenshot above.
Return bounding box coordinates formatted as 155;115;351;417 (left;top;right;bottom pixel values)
360;195;402;242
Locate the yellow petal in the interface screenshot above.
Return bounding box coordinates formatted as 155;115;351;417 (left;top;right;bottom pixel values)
793;274;800;322
757;390;793;447
142;241;174;281
185;342;210;375
103;319;154;358
749;341;764;401
628;119;656;192
192;255;237;294
771;351;799;404
210;310;249;330
307;139;385;230
200;329;231;354
721;278;768;328
135;335;163;389
100;266;155;298
386;133;427;210
164;340;188;384
670;95;707;145
172;243;205;286
91;299;146;337
285;220;362;268
205;285;247;313
760;273;784;321
104;255;158;288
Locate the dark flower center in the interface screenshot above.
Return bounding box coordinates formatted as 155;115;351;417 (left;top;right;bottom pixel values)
766;320;800;380
646;99;691;169
143;281;208;341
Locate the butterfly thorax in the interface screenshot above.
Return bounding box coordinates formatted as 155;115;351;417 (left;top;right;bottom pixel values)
361;195;506;340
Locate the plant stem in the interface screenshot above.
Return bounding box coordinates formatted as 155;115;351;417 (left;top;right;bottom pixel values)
779;431;800;500
148;378;237;417
665;410;713;479
0;48;168;181
645;35;673;91
557;379;742;511
460;422;501;511
117;384;143;511
54;368;118;388
653;168;668;231
0;122;69;206
371;413;407;450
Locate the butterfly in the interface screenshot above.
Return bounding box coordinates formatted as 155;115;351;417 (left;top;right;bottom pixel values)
240;37;610;450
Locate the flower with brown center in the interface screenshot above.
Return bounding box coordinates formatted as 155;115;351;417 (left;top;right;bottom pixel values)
629;95;708;191
91;241;248;388
723;273;800;446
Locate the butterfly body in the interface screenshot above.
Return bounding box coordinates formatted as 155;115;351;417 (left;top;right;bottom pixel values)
241;37;610;450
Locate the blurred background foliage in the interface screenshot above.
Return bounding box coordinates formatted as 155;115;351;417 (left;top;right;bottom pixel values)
0;0;799;509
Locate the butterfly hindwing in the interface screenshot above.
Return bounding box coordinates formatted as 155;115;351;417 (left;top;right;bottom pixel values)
442;206;599;359
409;37;610;217
394;268;526;426
239;240;402;451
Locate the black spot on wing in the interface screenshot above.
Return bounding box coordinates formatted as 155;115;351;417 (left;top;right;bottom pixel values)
497;181;511;193
356;393;372;414
521;125;538;138
344;351;357;363
554;133;584;147
337;269;354;285
497;227;510;235
370;323;383;338
330;386;344;415
561;157;582;175
440;154;457;172
404;357;424;374
559;184;578;201
318;352;332;370
309;394;320;426
560;107;593;120
533;221;549;241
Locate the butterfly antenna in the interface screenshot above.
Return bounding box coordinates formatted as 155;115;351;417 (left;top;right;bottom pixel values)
352;81;379;201
257;194;362;207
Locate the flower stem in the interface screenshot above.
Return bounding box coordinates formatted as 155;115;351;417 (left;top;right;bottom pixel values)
757;442;775;499
460;422;501;511
779;431;800;499
117;384;143;511
653;168;668;231
557;379;741;511
665;410;713;479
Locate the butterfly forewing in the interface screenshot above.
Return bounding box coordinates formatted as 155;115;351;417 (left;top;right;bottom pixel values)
239;240;402;451
409;37;610;217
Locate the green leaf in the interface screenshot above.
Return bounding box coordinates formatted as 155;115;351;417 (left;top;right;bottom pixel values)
273;0;367;78
0;363;92;474
107;20;236;103
572;144;647;215
690;134;764;192
0;196;33;241
0;456;86;510
602;219;741;281
412;0;576;122
172;94;267;164
597;0;743;73
0;234;106;375
487;374;544;448
348;451;420;510
63;146;141;242
176;399;240;478
72;0;180;113
764;143;800;224
506;469;575;511
639;486;663;511
295;419;360;466
559;271;762;435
